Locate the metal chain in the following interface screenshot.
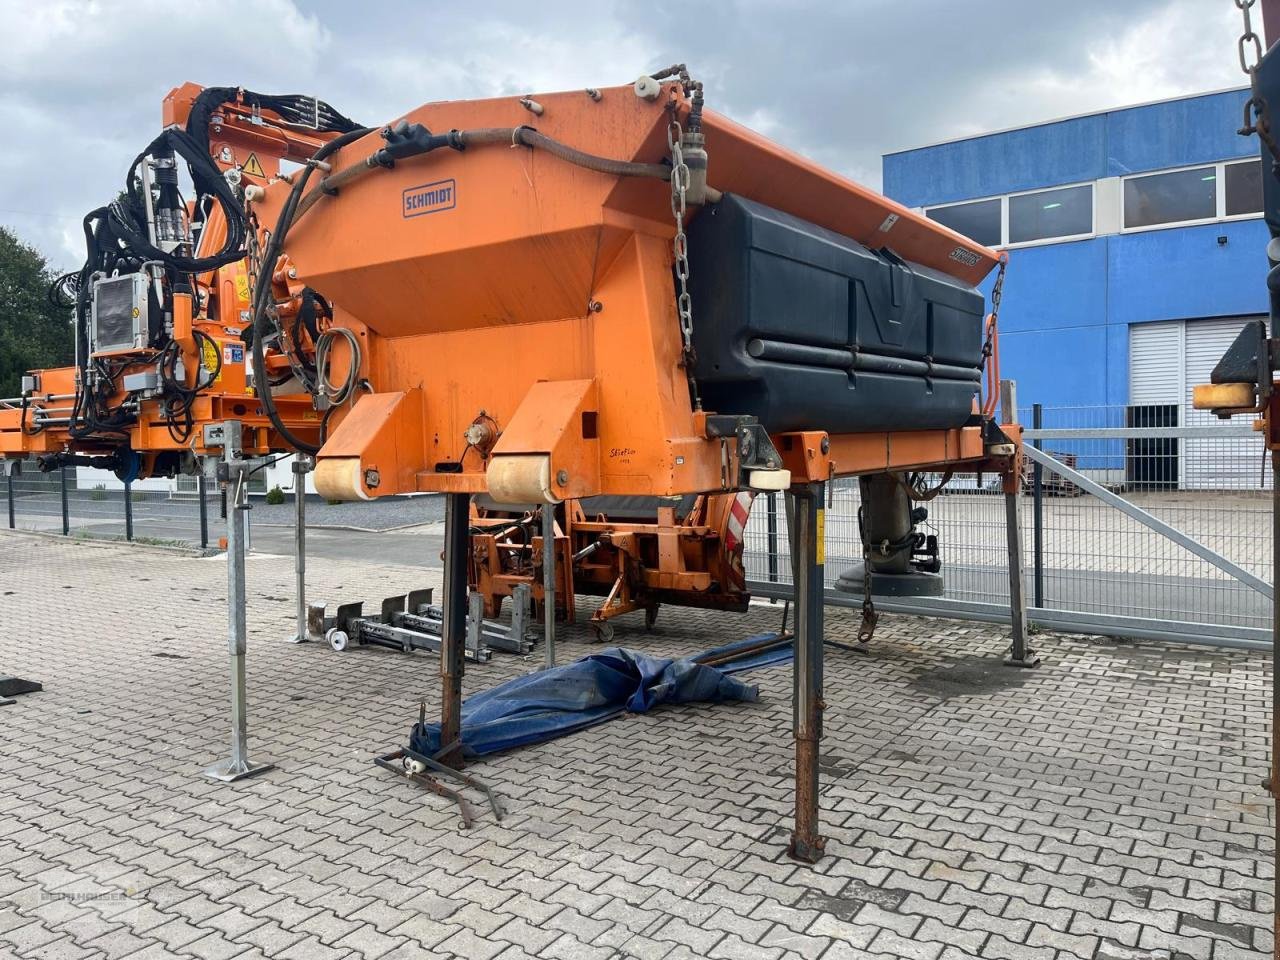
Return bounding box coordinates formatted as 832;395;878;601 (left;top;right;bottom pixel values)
1239;0;1264;72
1236;0;1280;167
981;254;1008;361
667;116;702;409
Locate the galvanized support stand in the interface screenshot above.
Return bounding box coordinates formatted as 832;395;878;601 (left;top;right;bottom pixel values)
6;460;16;530
787;481;827;863
542;504;557;669
59;464;69;536
286;457;313;644
203;422;275;782
198;469;209;549
437;492;470;770
124;479;134;542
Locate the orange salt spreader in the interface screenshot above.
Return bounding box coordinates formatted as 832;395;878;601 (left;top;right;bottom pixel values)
2;69;1029;861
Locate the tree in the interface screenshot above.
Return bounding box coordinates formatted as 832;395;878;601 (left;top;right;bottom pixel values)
0;226;75;396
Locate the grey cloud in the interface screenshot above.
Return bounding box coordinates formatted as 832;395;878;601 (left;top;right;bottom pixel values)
0;0;1247;265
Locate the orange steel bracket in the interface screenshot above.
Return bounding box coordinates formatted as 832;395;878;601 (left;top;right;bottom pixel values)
313;389;424;500
774;427;988;483
489;379;601;501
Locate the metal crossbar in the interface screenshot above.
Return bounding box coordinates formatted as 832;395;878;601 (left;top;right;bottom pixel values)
1022;445;1272;599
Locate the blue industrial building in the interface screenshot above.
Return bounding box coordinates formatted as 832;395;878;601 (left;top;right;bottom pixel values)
883;88;1266;486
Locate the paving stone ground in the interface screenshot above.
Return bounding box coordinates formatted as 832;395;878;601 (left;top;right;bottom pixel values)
0;530;1272;960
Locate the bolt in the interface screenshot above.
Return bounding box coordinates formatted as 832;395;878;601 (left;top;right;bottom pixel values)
585;88;602;101
588;299;603;313
287;267;298;279
364;469;380;489
820;437;830;454
556;469;569;486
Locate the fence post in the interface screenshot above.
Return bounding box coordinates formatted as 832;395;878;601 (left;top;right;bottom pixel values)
766;492;779;584
124;480;134;542
1032;403;1044;609
6;464;14;530
60;465;69;536
198;469;209;549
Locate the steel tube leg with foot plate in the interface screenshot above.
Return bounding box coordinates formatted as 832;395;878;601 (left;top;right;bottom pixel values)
788;481;826;863
204;425;275;782
287;456;313;644
1003;488;1040;668
437;492;470;770
543;504;557;669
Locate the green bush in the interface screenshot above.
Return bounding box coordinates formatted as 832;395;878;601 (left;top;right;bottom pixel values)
265;485;286;505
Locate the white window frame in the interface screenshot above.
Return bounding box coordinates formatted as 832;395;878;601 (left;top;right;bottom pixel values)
1119;159;1260;233
1002;181;1097;249
1222;157;1265;222
924;181;1097;250
922;195;1003;249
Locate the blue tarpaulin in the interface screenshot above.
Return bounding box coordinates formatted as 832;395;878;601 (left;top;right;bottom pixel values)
410;632;792;758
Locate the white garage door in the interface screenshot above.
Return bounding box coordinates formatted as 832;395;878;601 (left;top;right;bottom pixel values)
1182;317;1269;489
1129;321;1182;405
1129;317;1268;490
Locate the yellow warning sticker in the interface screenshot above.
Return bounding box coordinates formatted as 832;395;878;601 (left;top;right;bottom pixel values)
234;274;251;304
201;337;222;383
815;509;825;565
242;152;266;178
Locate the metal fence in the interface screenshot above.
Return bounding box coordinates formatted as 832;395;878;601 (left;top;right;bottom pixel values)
744;404;1272;648
1;460;219;549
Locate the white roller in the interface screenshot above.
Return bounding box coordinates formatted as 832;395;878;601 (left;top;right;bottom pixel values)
747;468;792;491
487;454;556;504
313;457;371;502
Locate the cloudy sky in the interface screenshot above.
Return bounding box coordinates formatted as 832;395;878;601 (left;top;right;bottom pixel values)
0;0;1249;268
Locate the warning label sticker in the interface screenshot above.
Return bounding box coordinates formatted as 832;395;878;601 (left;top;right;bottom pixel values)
201;337;222;383
242;152;266;178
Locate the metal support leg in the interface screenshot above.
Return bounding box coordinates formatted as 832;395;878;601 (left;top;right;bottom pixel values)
542;504;557;669
787;482;827;863
198;468;209;549
60;465;69;536
124;480;134;542
7;462;16;530
286;457;313;643
437;492;470;770
1003;490;1040;668
204;427;274;782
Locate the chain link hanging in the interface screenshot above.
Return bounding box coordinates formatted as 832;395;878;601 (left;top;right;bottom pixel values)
981;253;1008;364
1236;0;1280;169
667;116;703;410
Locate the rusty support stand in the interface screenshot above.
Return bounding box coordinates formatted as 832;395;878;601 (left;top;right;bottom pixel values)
1002;489;1040;669
437;492;470;770
787;481;827;863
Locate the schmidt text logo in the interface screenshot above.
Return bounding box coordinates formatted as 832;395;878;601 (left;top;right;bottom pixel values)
402;179;456;218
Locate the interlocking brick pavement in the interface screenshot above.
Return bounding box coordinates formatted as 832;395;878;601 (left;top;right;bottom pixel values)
0;530;1272;959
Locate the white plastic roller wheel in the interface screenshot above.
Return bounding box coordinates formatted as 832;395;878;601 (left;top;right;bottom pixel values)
326;628;350;652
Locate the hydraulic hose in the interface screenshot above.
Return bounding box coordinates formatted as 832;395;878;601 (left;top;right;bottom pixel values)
293;126;672;221
250;125;374;455
255;115;683;454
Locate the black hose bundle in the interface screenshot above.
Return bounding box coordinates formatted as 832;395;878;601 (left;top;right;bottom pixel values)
185;87;362;155
249;125;374;454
